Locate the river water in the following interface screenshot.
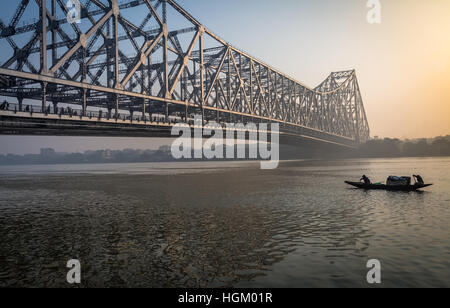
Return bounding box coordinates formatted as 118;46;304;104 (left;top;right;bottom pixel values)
0;158;449;287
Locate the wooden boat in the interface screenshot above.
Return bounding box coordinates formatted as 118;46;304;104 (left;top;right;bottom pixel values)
345;181;433;191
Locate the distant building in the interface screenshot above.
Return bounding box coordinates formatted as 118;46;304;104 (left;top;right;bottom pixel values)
158;145;171;153
102;149;112;159
40;148;55;157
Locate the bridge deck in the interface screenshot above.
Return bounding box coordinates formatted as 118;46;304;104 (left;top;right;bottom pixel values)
0;109;357;148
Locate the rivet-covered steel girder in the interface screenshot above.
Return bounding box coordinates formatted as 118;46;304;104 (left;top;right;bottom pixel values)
0;0;370;143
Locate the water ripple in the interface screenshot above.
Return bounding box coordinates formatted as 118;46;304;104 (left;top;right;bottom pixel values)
0;158;449;287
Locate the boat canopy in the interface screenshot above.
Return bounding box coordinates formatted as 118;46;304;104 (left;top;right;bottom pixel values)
387;176;411;186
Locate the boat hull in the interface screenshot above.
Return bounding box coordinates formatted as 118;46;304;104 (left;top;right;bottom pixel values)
345;181;433;191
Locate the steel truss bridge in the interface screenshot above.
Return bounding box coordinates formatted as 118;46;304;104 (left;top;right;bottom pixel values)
0;0;370;148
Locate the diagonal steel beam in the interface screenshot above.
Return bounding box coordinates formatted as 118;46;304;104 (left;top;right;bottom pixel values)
120;31;164;88
204;47;228;103
50;9;113;75
168;29;201;95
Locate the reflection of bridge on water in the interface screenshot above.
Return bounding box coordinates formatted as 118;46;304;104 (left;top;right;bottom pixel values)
0;0;370;148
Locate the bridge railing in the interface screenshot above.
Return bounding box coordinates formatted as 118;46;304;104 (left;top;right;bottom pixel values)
1;100;358;147
0;102;162;123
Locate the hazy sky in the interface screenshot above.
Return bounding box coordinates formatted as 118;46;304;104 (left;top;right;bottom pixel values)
1;0;449;154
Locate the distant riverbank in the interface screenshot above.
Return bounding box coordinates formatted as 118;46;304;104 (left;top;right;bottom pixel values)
1;135;449;166
350;136;450;158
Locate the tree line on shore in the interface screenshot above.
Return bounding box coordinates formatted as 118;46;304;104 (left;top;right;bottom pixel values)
354;135;450;158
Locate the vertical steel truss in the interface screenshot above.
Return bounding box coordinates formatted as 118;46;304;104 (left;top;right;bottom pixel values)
0;0;370;143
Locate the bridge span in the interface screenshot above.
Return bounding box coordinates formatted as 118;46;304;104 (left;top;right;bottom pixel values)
0;0;370;148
